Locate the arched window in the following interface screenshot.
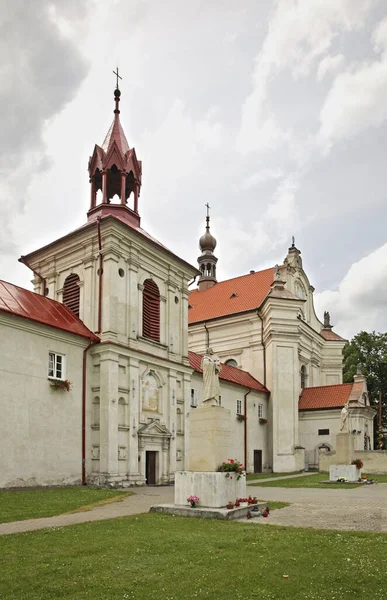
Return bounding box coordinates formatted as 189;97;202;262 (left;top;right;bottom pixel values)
118;397;127;427
177;408;183;433
225;359;238;367
143;279;160;342
300;365;307;389
63;274;80;317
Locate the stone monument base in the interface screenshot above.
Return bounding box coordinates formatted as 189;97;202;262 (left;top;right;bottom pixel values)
175;471;246;508
336;433;355;464
188;405;232;472
329;464;361;482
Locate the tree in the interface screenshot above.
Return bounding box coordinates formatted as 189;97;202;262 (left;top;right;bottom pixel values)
343;331;387;446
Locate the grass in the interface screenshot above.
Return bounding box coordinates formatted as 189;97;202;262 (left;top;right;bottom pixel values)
0;487;132;524
250;473;360;489
1;513;386;600
264;500;290;510
246;472;302;481
362;473;387;483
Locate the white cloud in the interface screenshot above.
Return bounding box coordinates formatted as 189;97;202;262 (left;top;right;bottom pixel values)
319;16;387;146
317;53;345;81
315;242;387;338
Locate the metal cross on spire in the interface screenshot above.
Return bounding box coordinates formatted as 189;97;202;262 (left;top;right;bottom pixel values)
113;67;122;90
205;203;211;217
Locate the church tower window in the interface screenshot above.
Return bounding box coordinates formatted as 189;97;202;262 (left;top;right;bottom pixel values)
142;279;160;342
63;274;80;317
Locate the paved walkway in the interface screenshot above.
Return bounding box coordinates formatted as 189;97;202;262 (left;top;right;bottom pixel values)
1;475;386;536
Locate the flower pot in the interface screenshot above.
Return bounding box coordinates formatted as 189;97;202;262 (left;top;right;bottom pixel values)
190;501;196;508
226;504;234;510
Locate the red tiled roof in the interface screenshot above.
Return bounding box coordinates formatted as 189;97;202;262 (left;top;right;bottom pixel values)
188;351;269;393
0;280;99;341
188;268;275;324
320;329;346;342
299;383;353;410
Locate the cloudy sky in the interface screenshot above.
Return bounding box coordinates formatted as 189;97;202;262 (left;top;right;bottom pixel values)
1;0;387;339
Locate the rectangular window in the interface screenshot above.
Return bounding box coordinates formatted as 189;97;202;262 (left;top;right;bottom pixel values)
190;388;198;407
236;399;242;415
318;429;330;436
48;352;65;379
258;404;263;418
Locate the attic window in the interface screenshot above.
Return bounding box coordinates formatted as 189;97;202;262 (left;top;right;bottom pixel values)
230;293;238;299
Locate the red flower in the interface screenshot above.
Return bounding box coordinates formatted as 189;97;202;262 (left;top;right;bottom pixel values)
230;459;235;464
230;476;233;479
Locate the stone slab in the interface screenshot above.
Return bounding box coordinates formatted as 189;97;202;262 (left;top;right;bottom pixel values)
188;406;232;472
150;503;267;521
335;433;355;465
329;464;361;482
175;471;246;508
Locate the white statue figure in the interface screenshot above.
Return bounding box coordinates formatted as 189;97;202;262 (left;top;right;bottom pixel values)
340;400;350;433
201;348;222;406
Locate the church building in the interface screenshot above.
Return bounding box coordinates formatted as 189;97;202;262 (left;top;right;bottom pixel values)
0;84;375;488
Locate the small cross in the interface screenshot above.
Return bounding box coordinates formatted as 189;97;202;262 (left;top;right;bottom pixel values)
113;67;122;89
205;203;211;217
292;235;295;247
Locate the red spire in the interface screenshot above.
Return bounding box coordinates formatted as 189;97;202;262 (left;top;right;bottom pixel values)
87;79;142;227
101;88;130;155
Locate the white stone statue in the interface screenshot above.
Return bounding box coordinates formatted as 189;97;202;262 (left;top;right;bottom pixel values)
201;348;221;406
340;400;350;433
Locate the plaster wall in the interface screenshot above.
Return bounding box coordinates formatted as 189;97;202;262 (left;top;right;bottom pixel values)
0;313;89;488
319;450;387;474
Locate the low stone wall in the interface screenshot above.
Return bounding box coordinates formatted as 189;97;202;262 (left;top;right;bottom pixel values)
319;450;387;474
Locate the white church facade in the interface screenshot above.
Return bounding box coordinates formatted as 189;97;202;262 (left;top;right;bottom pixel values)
0;85;376;488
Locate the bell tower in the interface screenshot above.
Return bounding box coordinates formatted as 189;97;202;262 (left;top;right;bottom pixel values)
87;72;142;227
197;204;218;292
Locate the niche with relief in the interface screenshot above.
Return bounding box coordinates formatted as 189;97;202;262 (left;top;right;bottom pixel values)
142;370;162;413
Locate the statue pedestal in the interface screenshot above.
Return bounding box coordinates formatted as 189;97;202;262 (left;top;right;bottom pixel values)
174;471;246;508
188;405;232;472
335;433;355;465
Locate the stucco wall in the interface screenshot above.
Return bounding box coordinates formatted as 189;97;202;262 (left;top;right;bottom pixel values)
0;313;89;488
319;450;387;474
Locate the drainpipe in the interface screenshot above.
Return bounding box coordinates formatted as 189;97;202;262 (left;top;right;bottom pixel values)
204;322;210;349
19;256;47;296
82;338;97;485
244;389;251;470
96;217;103;334
257;311;266;387
188;275;197;287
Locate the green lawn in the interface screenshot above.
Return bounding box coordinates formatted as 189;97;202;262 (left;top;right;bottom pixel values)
250;473;360;489
1;513;386;600
246;471;302;481
0;487;132;524
362;473;387;483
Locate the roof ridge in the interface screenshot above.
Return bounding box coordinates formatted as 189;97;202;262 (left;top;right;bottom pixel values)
190;266;275;292
302;382;353;391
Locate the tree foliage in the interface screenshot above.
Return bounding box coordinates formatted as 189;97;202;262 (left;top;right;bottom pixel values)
343;331;387;432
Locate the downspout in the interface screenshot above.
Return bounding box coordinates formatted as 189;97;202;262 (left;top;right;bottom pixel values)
19;256;47;296
204;322;210;349
96;217;103;334
82;338;97;485
257;311;266;387
188;275;197;287
244;389;251;470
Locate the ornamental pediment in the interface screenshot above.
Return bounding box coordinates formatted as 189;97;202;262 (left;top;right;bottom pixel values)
138;420;171;438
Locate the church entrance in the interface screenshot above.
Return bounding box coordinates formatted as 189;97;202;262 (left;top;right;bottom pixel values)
146;451;157;485
253;450;262;473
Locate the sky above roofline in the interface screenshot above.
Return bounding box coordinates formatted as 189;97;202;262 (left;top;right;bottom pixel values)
1;0;387;339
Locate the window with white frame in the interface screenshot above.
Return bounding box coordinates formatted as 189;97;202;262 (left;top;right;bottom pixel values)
236;399;242;415
258;403;263;418
48;352;65;379
190;388;198;407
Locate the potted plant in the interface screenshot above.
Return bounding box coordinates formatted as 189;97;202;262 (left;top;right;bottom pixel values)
218;458;246;480
49;378;72;392
187;495;200;508
351;459;364;469
226;501;234;510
